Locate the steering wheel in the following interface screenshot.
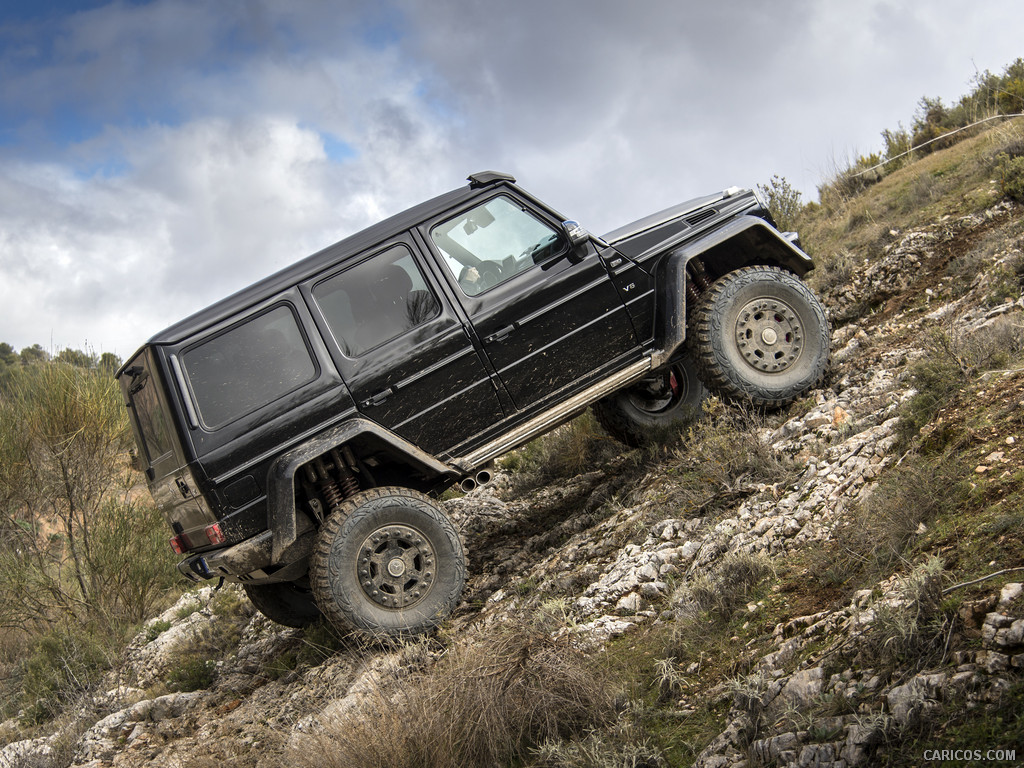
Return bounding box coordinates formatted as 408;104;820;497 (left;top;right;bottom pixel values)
458;262;503;294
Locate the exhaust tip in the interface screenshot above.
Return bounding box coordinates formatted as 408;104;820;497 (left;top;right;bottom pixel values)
459;477;477;493
475;469;493;486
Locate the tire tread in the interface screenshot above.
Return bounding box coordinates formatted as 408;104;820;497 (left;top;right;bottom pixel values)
692;265;830;408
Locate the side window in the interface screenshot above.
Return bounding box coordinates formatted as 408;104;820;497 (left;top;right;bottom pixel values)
312;244;440;357
430;196;567;296
182;305;317;430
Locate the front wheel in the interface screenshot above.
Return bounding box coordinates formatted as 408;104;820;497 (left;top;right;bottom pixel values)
310;487;466;638
691;265;830;408
593;355;707;447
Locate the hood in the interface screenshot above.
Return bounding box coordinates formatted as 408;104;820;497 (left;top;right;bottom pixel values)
601;187;763;261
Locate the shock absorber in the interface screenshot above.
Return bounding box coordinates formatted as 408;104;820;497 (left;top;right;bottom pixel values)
312;456;346;515
331;448;359;497
689;258;712;291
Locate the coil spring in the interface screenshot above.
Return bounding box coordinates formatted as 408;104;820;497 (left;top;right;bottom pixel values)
339;472;359;498
686;279;701;306
320;477;346;514
689;259;712;289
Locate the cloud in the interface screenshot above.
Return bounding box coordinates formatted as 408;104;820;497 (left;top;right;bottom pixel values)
0;0;1022;355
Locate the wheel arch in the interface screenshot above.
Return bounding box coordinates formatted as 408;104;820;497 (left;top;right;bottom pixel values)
653;216;815;368
266;418;457;562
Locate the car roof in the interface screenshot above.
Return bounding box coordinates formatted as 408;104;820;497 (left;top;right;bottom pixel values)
144;177;510;347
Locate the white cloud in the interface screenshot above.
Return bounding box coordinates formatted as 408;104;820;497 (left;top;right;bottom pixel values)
0;0;1022;355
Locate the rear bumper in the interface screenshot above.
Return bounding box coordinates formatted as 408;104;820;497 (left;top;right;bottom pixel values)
176;516;316;584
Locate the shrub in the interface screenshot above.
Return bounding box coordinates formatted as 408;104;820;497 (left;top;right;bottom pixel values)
503;412;621;489
19;623;113;724
899;318;1024;446
995;151;1024;202
809;248;858;297
836;454;970;579
856;558;947;670
144;619;172;643
757;175;803;233
675;549;774;622
881;125;912;171
677;402;792;492
166;658;217;693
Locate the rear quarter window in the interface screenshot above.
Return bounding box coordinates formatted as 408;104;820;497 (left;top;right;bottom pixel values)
181;304;317;430
122;353;174;465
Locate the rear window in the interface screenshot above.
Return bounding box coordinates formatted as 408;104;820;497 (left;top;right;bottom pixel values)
122;352;174;465
181;304;317;430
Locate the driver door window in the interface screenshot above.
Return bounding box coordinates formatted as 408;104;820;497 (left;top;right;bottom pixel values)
429;196;566;296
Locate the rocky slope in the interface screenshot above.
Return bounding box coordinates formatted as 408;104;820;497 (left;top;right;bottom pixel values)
3;198;1024;768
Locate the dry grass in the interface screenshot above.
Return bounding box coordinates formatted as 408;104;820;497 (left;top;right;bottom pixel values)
288;620;619;768
502;411;623;491
674;549;775;622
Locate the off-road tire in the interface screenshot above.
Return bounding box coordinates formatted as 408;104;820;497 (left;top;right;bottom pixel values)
310;487;466;638
243;581;322;628
692;265;830;408
593;354;707;447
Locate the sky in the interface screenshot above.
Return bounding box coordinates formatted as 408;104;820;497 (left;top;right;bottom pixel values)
0;0;1021;359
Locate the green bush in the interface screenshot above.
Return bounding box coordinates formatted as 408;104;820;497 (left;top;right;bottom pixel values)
995;151;1024;202
0;362;179;631
757;175;803;233
0;360;185;723
167;658;217;693
19;624;112;724
143;619;172;643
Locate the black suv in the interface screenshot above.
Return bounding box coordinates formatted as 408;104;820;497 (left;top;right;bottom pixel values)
117;171;829;636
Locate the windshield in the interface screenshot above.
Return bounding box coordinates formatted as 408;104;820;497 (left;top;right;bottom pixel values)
430;196;566;296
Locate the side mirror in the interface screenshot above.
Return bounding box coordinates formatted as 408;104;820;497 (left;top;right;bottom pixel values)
561;220;590;264
562;220;589;249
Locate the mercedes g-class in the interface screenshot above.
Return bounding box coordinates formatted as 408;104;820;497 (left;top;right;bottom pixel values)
117;171;830;636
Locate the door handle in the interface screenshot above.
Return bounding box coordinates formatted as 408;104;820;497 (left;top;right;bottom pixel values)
362;387;393;408
485;324;516;344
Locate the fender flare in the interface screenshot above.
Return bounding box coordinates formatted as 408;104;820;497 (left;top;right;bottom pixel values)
266;418;456;562
652;216;815;368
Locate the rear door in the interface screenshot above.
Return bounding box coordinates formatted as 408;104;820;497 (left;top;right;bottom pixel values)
303;238;506;456
424;193;640;412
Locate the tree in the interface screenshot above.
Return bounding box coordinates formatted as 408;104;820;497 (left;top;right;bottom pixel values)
55;348;94;368
98;352;122;374
0;343;17;367
20;344;48;365
0;363;175;630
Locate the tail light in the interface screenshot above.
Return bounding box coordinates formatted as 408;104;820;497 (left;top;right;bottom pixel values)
205;523;226;545
170;524;225;554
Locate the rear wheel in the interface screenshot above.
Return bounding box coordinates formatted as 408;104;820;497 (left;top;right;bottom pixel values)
593;355;707;447
243;581;322;628
310;487;466;638
692;265;830;408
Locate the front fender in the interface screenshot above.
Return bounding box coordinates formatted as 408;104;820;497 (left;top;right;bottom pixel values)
651;216;816;368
